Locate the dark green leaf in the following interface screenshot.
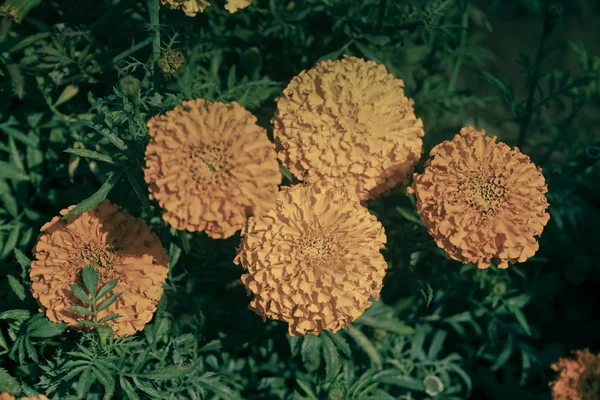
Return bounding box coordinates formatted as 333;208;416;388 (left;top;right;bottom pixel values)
63;148;124;165
97;279;119;300
27;318;67;338
62;170;124;219
69;284;94;306
119;376;140;400
97;292;122;312
78;120;128;151
427;330;447;360
321;333;341;382
373;370;426;391
82;266;99;299
355;316;414;335
324;330;351;358
68;306;94;316
98;314;121;325
137;364;196;380
6;276;26;301
13;249;31;270
0;161;28;181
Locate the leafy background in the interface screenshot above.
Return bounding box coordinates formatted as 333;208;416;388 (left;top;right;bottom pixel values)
0;0;599;399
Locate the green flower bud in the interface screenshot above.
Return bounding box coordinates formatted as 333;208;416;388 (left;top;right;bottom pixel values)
493;281;507;296
157;48;186;81
327;385;346;400
424;375;444;397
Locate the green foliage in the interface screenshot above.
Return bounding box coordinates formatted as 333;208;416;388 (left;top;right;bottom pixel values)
0;0;598;399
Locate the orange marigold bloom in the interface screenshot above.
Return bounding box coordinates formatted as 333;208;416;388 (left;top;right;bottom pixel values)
0;395;49;400
160;0;251;16
273;55;424;201
550;349;600;400
30;200;169;337
408;126;550;269
144;99;281;239
234;181;387;335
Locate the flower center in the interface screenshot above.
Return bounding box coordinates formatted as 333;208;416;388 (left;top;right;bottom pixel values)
187;142;229;185
78;242;120;270
296;232;336;265
461;172;507;214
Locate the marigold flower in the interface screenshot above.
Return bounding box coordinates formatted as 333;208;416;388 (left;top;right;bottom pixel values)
0;395;50;400
160;0;251;16
408;126;550;269
30;200;169;337
144;99;281;239
273;55;424;201
234;181;387;335
550;349;600;400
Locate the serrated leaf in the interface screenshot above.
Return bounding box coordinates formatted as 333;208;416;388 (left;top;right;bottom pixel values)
78;120;128;151
1;223;21;260
427;330;447;360
97;279;119;300
97;292;122;312
63;148;123;165
69;284;94;306
300;334;321;372
0;367;21;394
508;305;532;336
321;333;341;382
345;327;382;369
68;306;94;316
295;379;318;399
0;309;30;321
396;207;423;225
137;364;195;380
98;314;121;325
373;370;426;391
77;368;94;399
13;248;31;271
120;376;140;400
6;276;26;301
324;330;351;358
62;170;124;219
81;266;99;298
27;318;67;338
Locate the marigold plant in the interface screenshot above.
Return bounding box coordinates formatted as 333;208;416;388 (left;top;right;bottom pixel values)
234;181;388;335
29;200;169;337
408;126;550;269
144;98;281;239
273;55;424;201
160;0;251;16
550;349;600;400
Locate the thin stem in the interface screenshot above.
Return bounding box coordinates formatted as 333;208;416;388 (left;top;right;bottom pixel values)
146;0;161;91
376;0;388;33
517;17;550;149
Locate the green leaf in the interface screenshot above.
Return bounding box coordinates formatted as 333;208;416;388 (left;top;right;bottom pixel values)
125;168;151;211
63;148;124;166
295;379;318;400
62;170;124;219
508;305;532;336
396;207;423;225
76;368;94;399
0;309;30;321
78;120;128;151
321;333;341;382
27;317;67;338
279;164;294;184
355;316;414;335
427;330;447;360
132;377;165;399
0;161;28;181
373;370;426;391
0;125;38;148
119;376;140;400
97;278;119;300
69;284;94;306
81;267;99;299
323;330;351;358
97;292;122;312
345;327;382;369
68;306;94;316
13;248;31;270
137;364;196;380
506;294;531;308
1;223;21;261
300;334;321;372
491;334;513;371
6;275;26;301
97;314;121;325
54;85;79;107
0;367;20;394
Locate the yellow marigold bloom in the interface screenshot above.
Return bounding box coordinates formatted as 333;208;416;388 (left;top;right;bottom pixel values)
160;0;251;16
550;349;600;400
234;181;387;335
30;200;169;337
408;126;550;269
144;99;281;239
273;55;424;201
0;394;14;400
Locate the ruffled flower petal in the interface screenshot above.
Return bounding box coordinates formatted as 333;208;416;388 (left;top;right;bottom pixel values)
234;181;387;335
30;200;169;337
144;99;281;239
273;55;424;201
408;126;550;269
550;349;600;400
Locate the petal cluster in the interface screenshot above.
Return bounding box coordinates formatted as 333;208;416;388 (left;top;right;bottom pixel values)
30;200;169;337
144;99;281;239
0;395;50;400
160;0;251;16
408;126;550;269
550;349;600;400
234;181;387;335
273;55;424;201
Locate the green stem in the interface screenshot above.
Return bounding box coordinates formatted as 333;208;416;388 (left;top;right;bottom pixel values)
146;0;161;90
517;18;549;149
